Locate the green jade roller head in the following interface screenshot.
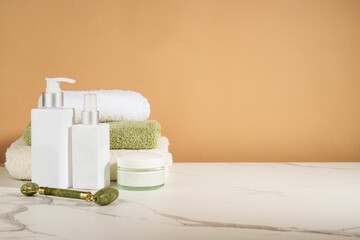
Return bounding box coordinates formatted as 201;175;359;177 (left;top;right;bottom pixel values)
21;182;119;206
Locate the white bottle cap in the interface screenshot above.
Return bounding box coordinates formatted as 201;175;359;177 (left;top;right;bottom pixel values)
84;94;97;111
81;94;99;125
117;153;165;169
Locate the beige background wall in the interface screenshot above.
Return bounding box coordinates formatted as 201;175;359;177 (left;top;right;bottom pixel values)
1;0;359;163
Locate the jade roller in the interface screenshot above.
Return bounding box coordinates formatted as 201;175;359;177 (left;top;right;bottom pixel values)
21;182;119;206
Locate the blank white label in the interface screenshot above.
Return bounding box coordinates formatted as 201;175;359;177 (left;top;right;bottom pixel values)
117;170;164;187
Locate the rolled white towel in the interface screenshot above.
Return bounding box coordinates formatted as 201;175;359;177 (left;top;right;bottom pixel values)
5;137;172;181
38;90;150;123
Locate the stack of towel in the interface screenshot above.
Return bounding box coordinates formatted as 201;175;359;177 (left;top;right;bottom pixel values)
5;90;172;181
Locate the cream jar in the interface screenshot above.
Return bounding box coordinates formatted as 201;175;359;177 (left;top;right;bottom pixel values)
117;153;165;191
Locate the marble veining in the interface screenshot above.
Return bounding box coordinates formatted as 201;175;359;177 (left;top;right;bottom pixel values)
233;186;294;199
0;163;359;240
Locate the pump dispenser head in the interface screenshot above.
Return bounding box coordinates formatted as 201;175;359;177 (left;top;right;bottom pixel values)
45;78;76;93
42;77;76;108
81;94;99;125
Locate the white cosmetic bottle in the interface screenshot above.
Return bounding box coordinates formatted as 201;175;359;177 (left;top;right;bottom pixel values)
31;77;76;188
72;94;110;189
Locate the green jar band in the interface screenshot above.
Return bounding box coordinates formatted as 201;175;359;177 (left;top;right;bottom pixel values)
117;184;164;191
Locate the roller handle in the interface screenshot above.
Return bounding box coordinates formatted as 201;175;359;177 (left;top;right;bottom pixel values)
39;187;92;201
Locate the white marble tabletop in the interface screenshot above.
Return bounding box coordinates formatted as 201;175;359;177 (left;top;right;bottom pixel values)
0;163;359;240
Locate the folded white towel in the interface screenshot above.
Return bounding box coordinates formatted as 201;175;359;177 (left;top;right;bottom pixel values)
38;90;151;123
5;137;172;181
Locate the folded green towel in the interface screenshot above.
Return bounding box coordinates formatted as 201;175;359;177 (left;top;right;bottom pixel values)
23;124;32;146
23;120;161;150
108;120;161;149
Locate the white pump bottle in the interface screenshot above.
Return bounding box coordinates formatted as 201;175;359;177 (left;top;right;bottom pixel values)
31;77;76;188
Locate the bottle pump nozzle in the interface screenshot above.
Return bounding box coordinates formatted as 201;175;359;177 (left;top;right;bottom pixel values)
45;78;76;93
42;77;76;108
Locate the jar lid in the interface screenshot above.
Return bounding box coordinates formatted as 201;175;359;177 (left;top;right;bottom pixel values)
117;153;165;169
